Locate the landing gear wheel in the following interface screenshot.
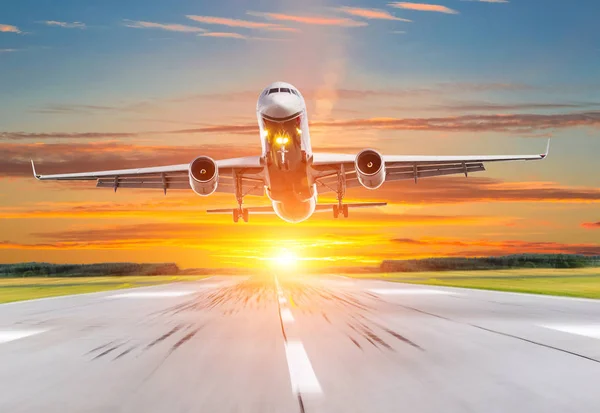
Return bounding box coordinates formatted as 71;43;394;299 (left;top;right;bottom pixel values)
333;205;339;219
233;210;239;223
342;204;349;218
242;208;249;223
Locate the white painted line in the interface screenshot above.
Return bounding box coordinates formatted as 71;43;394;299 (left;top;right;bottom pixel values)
280;308;294;323
369;288;458;296
284;341;322;394
107;291;194;299
0;329;47;344
279;296;288;304
540;324;600;339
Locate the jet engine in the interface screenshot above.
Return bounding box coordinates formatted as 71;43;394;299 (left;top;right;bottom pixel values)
189;156;218;196
355;149;386;190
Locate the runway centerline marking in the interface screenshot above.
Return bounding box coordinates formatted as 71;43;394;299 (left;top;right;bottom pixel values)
369;288;459;296
540;324;600;339
106;291;194;299
284;341;322;395
0;329;47;344
280;308;294;323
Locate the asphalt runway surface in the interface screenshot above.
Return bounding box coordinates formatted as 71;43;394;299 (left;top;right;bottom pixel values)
2;275;600;413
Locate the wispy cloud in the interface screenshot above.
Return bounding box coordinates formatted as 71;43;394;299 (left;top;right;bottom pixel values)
391;31;406;34
337;7;411;22
123;20;206;33
0;24;21;34
0;48;18;53
186;15;297;32
581;222;600;229
199;32;247;39
247;11;368;27
388;2;459;14
44;21;86;29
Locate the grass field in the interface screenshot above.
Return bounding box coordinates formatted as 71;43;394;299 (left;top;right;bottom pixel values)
0;276;207;304
357;268;600;299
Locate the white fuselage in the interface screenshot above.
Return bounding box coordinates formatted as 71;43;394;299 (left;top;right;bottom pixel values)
256;82;317;223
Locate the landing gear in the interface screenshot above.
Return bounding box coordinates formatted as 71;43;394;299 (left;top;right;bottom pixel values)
333;166;349;219
232;208;249;223
332;204;349;219
232;171;249;223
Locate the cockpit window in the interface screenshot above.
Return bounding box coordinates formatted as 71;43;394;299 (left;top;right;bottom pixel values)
280;88;290;93
291;89;298;95
268;88;279;95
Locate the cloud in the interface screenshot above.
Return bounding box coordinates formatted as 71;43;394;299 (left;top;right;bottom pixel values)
3;109;600;143
358;177;600;205
390;31;406;34
186;15;297;32
0;48;18;53
390;238;600;256
435;101;600;112
247;11;368;27
337;7;412;22
0;24;21;33
123;20;206;33
44;21;86;29
388;2;459;14
309;110;600;133
199;32;248;39
581;222;600;229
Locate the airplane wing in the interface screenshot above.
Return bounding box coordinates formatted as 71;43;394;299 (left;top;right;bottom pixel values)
31;157;266;196
312;139;550;194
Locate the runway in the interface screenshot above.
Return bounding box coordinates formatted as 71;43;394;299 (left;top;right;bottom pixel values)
1;275;600;413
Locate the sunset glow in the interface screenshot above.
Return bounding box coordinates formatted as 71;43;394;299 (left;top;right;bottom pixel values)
0;0;598;269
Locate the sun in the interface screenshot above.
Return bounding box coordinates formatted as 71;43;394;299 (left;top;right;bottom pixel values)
273;248;299;268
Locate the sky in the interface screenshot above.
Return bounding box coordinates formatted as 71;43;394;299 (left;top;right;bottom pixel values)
1;0;599;269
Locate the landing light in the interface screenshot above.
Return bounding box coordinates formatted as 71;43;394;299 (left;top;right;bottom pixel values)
296;128;302;135
262;130;269;138
275;136;289;146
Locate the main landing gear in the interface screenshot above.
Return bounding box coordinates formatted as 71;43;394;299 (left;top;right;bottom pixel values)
333;165;349;219
233;208;249;223
232;172;249;223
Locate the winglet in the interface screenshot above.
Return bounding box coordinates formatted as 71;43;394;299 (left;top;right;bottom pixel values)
31;160;41;180
541;139;551;159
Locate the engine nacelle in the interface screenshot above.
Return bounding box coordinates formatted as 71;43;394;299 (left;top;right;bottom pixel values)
189;156;218;196
355;149;386;190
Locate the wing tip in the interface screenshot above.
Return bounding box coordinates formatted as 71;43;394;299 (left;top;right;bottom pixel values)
31;160;41;180
540;138;551;159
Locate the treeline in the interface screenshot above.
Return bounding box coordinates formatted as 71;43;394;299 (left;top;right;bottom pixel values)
0;262;180;277
380;254;600;273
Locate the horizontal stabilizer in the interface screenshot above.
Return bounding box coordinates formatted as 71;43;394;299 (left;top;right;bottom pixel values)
206;202;387;215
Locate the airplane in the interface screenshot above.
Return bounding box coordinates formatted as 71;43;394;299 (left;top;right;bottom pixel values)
31;81;550;223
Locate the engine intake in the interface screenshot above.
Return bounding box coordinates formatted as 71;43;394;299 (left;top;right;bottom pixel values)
355;149;386;190
189;156;218;196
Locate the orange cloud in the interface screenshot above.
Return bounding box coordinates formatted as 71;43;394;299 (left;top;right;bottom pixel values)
186;15;297;32
123;20;206;33
389;2;459;14
199;32;247;39
337;7;412;22
582;222;600;229
0;24;21;33
247;11;368;27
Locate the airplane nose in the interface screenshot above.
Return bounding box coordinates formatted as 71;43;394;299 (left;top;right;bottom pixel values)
260;94;302;120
